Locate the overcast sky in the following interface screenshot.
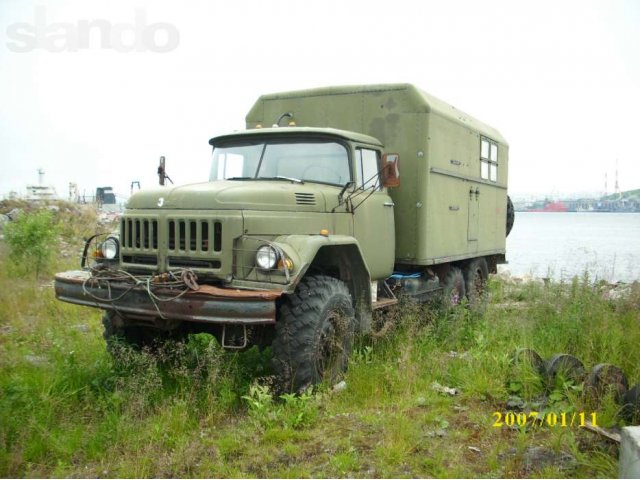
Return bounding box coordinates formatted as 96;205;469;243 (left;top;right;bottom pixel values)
1;0;639;201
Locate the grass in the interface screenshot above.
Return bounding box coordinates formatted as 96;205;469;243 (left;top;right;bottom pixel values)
1;203;639;477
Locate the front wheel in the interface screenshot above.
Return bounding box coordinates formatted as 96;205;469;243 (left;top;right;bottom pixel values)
272;275;356;393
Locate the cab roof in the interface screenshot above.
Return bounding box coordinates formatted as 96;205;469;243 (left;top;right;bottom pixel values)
209;126;383;148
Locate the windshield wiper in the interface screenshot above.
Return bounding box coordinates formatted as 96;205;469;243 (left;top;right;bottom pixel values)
332;181;355;213
260;175;304;184
226;176;252;180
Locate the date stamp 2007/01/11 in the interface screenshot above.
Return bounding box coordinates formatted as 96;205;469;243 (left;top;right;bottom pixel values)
492;411;598;428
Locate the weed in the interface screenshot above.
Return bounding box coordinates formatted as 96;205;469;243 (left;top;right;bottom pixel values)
242;384;319;431
353;344;374;364
330;448;360;475
242;384;275;421
216;434;244;461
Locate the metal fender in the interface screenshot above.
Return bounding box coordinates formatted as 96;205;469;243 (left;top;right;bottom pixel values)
274;234;373;333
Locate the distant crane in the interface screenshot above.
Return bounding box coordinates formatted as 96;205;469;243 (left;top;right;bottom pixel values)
68;182;79;202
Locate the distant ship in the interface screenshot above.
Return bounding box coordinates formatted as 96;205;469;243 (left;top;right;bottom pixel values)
25;169;58;201
527;200;568;213
516;194;640;213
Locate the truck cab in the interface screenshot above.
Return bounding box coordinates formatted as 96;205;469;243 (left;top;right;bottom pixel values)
207;127;396;284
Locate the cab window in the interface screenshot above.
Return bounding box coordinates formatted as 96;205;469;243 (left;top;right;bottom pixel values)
210;140;350;185
355;148;380;189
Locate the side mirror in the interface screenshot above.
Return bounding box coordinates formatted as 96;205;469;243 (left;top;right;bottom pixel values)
382;153;400;188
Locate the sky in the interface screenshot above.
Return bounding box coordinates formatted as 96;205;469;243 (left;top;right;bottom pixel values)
1;0;639;202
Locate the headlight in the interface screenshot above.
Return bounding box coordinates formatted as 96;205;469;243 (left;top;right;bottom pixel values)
255;245;278;270
101;237;119;260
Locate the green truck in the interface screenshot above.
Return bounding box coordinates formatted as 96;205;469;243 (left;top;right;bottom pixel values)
55;84;513;391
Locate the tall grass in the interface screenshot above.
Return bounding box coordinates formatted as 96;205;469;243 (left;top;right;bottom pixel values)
0;204;638;477
0;269;265;477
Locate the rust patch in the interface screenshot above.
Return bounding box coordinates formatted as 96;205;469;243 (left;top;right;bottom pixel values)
193;285;281;301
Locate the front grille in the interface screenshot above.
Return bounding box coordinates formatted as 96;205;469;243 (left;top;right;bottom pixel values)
168;220;222;253
168;257;222;269
121;213;234;275
122;254;157;265
122;218;158;250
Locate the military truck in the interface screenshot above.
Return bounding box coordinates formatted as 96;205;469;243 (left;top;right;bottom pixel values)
55;84;513;391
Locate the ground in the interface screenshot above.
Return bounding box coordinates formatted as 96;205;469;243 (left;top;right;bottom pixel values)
0;203;638;478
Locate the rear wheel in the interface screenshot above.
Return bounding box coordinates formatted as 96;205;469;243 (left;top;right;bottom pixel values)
272;275;356;393
441;267;466;307
463;257;489;311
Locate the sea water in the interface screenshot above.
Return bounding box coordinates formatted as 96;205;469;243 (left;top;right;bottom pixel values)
500;212;640;283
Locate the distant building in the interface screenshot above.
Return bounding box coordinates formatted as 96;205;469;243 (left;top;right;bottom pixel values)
96;186;116;205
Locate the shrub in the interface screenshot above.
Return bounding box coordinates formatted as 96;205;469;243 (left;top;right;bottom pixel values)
3;209;59;278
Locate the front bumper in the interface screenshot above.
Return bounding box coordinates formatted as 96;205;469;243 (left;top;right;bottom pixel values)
54;270;280;325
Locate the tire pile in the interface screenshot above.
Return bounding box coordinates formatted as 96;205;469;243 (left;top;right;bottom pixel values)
512;348;640;424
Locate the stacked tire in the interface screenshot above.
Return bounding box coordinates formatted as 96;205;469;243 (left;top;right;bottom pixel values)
511;348;640;424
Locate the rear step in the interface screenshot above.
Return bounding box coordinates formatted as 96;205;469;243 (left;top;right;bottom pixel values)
372;280;398;310
372;298;399;310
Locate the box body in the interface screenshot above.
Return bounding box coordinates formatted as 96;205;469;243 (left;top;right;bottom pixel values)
246;84;508;266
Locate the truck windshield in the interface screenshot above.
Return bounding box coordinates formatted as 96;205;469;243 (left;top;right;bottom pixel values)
209;140;350;186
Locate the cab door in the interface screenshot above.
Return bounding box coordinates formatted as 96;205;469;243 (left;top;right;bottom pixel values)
351;147;395;280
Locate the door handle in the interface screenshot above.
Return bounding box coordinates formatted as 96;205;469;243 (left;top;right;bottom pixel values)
383;202;395;207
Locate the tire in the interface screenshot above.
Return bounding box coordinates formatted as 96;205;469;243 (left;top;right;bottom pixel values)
621;384;640;423
511;348;546;376
506;195;515;237
544;353;585;387
584;363;628;405
463;257;489;311
441;266;466;307
272;275;356;393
